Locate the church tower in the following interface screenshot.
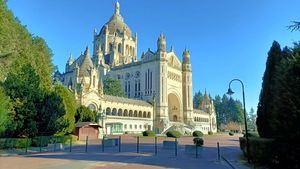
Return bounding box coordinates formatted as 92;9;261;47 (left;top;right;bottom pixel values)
182;48;193;124
154;33;169;133
93;1;137;67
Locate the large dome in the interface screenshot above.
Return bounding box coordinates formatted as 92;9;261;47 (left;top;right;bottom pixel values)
99;2;132;37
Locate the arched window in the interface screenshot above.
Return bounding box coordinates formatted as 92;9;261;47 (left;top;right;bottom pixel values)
147;112;151;118
143;111;147;118
118;109;122;116
123;109;128;116
106;107;111;115
134;110;138;117
93;75;96;87
112;108;117;116
109;43;113;52
173;115;178;122
88;104;97;111
138;111;142;117
118;43;122;53
129;110;133;117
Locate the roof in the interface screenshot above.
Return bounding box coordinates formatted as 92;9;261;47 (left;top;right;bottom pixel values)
193;109;209;115
104;95;152;107
78;47;93;77
99;2;132;37
75;122;102;128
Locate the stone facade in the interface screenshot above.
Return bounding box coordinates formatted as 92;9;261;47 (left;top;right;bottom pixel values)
56;2;217;135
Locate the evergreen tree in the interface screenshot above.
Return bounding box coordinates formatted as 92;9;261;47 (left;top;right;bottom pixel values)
2;64;42;137
256;41;283;138
103;77;125;97
53;84;76;135
75;106;97;123
193;91;203;109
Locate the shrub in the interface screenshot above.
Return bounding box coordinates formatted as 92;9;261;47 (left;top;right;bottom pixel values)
229;132;234;136
243;132;259;138
239;137;273;164
142;130;155;137
208;131;213;135
166;130;182;138
192;130;203;137
193;137;204;146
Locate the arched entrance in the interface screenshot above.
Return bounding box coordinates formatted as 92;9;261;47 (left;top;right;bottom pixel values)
168;93;181;122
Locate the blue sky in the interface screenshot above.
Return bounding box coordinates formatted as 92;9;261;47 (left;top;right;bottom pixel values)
7;0;300;112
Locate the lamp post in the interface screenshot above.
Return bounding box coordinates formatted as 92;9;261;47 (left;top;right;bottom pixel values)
226;79;250;163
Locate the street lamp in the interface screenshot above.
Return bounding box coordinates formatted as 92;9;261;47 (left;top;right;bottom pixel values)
226;79;250;163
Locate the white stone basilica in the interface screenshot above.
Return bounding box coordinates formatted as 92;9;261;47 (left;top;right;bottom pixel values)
55;2;217;136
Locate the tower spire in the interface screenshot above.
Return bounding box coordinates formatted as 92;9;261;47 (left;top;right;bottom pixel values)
115;1;120;15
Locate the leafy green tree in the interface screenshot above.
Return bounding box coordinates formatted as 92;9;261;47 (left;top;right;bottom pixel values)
103;77;125;97
53;84;76;135
2;64;42;137
257;41;283;138
193;91;203;109
247;107;257;131
75;106;97;123
36;91;67;136
0;86;12;135
0;0;53;90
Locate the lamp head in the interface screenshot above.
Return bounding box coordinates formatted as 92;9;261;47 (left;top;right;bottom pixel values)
227;88;234;96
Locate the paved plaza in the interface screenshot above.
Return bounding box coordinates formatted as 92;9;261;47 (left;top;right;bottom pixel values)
0;134;250;169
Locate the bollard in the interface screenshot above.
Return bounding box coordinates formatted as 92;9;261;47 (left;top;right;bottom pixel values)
54;137;56;152
137;136;139;153
217;142;220;161
25;138;29;154
155;136;157;155
119;135;121;152
175;138;178;156
69;137;72;152
39;137;42;153
196;145;198;158
85;136;88;152
102;138;104;152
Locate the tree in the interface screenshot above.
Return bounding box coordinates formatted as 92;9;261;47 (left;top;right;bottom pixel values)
103;77;125;97
0;86;12;136
288;21;300;32
193;91;203;109
75;106;97;123
0;0;53;90
247;107;257;131
2;64;42;137
36;91;67;136
256;41;283;138
53;84;76;135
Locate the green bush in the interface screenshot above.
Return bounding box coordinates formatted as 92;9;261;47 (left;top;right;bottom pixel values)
239;137;273;164
0;138;31;149
192;130;203;137
193;137;204;146
208;131;213;135
166;130;182;138
229;132;234;136
142;130;155;137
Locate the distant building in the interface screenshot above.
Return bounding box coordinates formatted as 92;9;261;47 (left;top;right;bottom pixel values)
56;2;217;136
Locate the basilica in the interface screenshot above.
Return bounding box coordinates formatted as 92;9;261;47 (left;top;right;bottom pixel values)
55;2;217;136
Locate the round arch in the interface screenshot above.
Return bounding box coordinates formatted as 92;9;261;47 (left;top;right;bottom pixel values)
168;93;181;122
106;107;111;115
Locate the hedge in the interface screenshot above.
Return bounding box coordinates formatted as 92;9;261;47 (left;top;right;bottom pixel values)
192;130;203;137
0;138;31;149
166;130;182;138
239;137;274;164
142;130;155;137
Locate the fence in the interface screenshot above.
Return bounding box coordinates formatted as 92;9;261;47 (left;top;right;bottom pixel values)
0;135;233;164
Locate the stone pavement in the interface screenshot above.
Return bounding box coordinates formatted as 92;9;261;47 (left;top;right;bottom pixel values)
0;134;251;169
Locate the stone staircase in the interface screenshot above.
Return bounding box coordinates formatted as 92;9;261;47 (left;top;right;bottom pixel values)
162;122;195;135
